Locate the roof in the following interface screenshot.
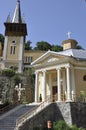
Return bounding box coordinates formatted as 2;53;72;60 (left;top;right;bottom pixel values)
12;0;24;23
58;49;86;59
31;49;86;65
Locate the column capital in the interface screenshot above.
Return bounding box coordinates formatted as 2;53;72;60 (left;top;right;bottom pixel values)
35;70;39;75
65;64;70;69
42;69;46;73
56;67;61;70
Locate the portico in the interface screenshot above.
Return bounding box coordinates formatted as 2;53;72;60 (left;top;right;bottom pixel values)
34;62;75;102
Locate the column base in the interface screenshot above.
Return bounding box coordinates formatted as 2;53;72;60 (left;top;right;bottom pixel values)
57;100;63;102
65;99;73;102
29;102;41;106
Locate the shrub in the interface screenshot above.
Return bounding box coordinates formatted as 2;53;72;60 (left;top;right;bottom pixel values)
13;75;21;85
53;120;84;130
2;69;15;77
53;120;70;130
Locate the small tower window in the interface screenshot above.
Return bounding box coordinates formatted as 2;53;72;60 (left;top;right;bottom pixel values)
10;46;13;54
10;46;16;54
83;75;86;81
12;40;16;44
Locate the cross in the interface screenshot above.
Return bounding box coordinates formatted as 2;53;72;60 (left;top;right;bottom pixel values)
66;31;71;39
15;83;25;101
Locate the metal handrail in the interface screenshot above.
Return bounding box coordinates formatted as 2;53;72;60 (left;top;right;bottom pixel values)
14;94;86;130
15;95;52;130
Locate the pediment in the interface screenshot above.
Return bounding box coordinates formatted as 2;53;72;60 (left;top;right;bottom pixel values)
42;56;60;64
31;51;66;65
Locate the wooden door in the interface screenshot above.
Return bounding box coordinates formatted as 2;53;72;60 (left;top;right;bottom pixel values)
52;86;57;101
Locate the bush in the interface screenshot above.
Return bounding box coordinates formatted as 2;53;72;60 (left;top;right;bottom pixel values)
53;120;84;130
2;69;15;77
13;75;21;85
53;120;70;130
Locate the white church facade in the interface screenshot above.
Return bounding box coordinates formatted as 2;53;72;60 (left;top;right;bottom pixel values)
32;39;86;102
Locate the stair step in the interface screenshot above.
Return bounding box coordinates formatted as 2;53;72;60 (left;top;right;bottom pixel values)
0;105;37;130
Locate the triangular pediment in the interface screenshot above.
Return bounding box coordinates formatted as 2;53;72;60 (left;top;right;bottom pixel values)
41;55;61;64
31;51;67;65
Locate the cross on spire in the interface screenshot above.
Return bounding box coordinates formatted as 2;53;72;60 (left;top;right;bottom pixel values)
67;31;71;39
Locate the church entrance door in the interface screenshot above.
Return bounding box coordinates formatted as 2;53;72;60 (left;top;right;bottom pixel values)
52;86;57;101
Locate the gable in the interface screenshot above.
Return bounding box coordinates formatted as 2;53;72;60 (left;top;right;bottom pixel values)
31;51;67;66
41;55;61;64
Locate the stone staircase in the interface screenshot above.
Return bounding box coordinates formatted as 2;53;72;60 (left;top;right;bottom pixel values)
0;104;38;130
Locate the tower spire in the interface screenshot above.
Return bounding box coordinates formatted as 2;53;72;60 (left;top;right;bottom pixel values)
12;0;22;23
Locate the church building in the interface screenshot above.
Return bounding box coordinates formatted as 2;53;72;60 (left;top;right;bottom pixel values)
0;0;86;103
32;39;86;102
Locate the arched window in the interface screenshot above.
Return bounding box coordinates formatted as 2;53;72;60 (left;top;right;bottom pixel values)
83;75;86;81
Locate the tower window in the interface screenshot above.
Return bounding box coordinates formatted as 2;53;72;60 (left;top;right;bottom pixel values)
12;40;16;44
24;56;32;63
10;46;16;54
13;46;16;54
10;46;12;54
83;75;86;81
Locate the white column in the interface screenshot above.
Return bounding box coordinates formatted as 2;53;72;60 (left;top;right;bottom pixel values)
35;71;38;102
42;70;46;102
18;61;23;73
63;71;67;100
18;37;24;73
49;73;52;101
66;66;71;101
2;36;8;69
57;68;61;101
71;68;76;101
3;36;8;60
19;37;24;60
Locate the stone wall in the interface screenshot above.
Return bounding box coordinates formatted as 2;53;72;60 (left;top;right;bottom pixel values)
0;74;34;103
70;102;86;128
19;102;86;130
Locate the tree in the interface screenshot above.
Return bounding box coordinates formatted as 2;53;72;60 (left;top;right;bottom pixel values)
25;40;32;50
76;45;84;50
0;34;5;49
51;45;63;52
34;41;51;51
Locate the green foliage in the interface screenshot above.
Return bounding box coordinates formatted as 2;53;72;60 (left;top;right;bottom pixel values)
76;45;84;50
34;41;51;51
24;40;83;52
2;69;15;77
0;34;4;49
34;41;63;52
13;75;21;85
51;45;63;52
53;120;84;130
25;40;32;50
53;120;70;130
70;125;80;130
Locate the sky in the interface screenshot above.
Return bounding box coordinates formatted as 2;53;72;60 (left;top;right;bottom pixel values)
0;0;86;49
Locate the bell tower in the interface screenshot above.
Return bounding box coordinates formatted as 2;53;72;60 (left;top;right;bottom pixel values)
3;0;27;73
